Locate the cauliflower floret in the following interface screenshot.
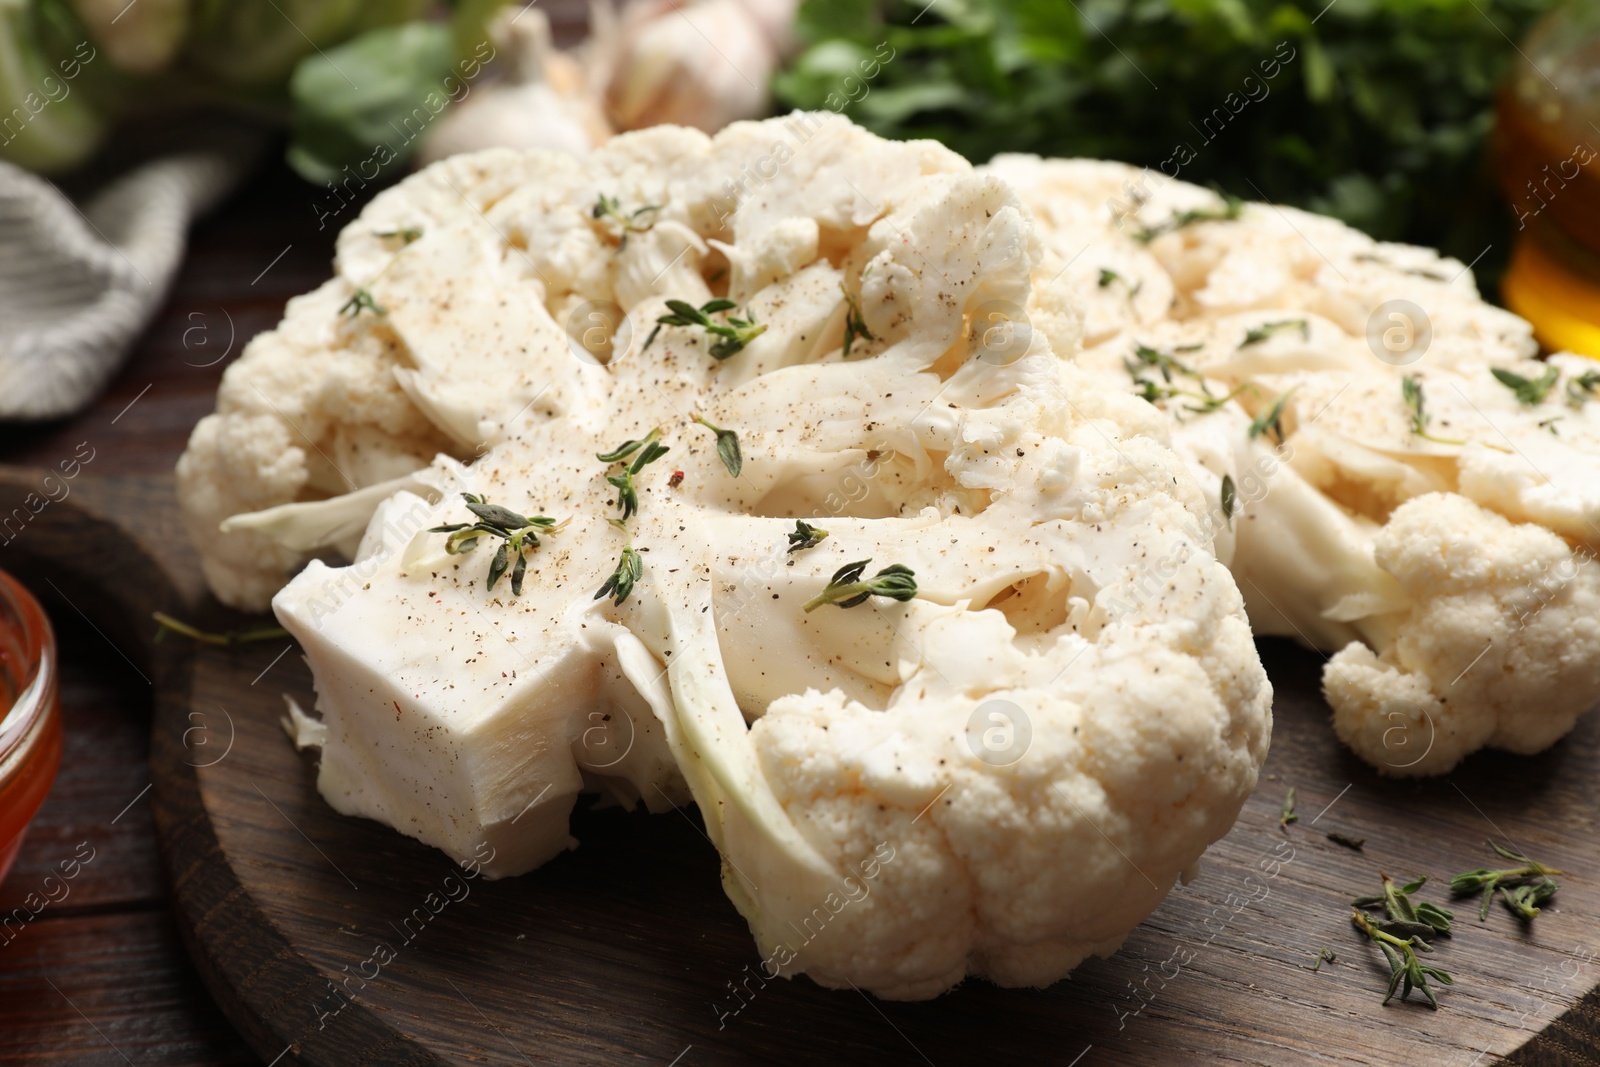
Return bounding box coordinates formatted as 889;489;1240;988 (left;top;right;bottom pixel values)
1324;494;1600;775
995;154;1600;775
250;116;1271;1001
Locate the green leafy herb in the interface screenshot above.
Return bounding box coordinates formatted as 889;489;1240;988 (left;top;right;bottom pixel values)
1491;365;1560;406
339;288;386;318
693;416;742;478
591;193;660;248
1402;375;1467;445
1350;907;1454;1009
1450;840;1563;921
1308;947;1336;973
1248;391;1293;445
1130;343;1193;382
374;227;422;244
595;527;644;607
1279;786;1297;830
1220;474;1236;531
152;612;290;648
645;299;767;360
1239;319;1309;348
1326;831;1366;850
787;519;828;554
1566;370;1600;407
1124;344;1254;417
1353;873;1453;940
1501;879;1560;921
1131;196;1244;243
428;493;560;596
803;559;917;612
1097;268;1141;295
841;283;876;356
599;429;669;520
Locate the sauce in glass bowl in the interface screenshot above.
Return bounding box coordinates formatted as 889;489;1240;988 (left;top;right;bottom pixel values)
0;570;60;886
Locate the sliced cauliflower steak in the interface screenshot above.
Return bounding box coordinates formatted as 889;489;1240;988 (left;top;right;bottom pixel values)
991;154;1600;775
263;117;1271;999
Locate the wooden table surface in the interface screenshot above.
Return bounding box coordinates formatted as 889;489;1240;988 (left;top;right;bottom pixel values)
0;151;348;1065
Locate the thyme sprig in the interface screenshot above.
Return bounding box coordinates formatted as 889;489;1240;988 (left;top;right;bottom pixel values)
693;415;742;478
152;612;290;648
1491;365;1560;405
645;298;766;360
1098;268;1142;296
1240;319;1309;348
1125;345;1253;416
841;283;876;356
1279;786;1297;830
1350;907;1454;1009
786;519;828;553
1248;390;1294;444
591;193;660;248
1566;369;1600;408
1130;195;1243;243
428;493;560;596
1402;376;1467;445
599;429;670;519
1353;873;1453;940
1450;840;1563;921
595;520;644;606
803;559;917;612
1308;947;1337;973
339;288;385;318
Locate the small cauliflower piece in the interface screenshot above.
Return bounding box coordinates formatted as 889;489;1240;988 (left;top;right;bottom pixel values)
1324;494;1600;775
253;117;1271;1000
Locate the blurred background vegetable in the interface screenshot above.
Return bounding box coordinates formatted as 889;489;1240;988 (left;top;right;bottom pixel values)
774;0;1560;285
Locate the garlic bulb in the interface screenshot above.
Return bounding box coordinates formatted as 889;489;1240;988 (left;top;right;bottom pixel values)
602;0;800;134
416;8;612;166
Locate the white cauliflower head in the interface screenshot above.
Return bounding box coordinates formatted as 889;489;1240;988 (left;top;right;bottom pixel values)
257;116;1270;999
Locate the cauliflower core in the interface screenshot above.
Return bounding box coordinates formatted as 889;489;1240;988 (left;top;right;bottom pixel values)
246;117;1272;999
989;155;1600;775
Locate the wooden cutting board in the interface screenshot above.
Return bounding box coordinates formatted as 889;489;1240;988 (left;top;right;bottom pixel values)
6;466;1598;1066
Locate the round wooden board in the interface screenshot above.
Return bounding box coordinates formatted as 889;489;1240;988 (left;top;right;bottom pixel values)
11;469;1597;1065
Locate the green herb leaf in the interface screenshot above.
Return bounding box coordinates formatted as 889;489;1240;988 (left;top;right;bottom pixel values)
1239;319;1309;348
1279;786;1297;830
1220;473;1235;531
1131;196;1243;243
1308;947;1336;973
595;543;644;606
374;227;422;244
1326;831;1365;850
646;298;766;360
427;493;561;596
841;283;876;356
786;519;828;553
152;612;290;649
1491;365;1560;405
599;430;669;519
1450;840;1564;921
693;416;742;478
1248;391;1294;444
591;193;660;248
1350;908;1453;1009
1566;369;1600;407
803;559;917;612
339;288;386;318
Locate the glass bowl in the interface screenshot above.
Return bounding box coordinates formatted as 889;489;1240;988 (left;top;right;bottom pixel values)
0;570;60;886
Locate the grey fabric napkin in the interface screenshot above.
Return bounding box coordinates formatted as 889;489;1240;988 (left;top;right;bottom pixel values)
0;144;254;421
